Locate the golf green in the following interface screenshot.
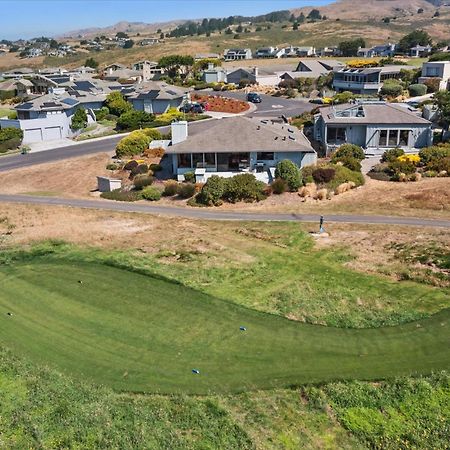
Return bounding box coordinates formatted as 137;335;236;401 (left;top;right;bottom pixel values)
0;260;449;394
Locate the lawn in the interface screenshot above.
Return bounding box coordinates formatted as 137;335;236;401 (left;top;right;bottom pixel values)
0;256;449;395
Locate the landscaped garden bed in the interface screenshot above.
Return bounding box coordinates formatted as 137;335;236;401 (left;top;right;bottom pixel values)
191;93;250;114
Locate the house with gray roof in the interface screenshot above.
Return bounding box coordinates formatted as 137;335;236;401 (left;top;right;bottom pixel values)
125;81;189;113
314;101;432;156
166;117;317;183
278;59;344;81
332;65;413;95
224;48;252;61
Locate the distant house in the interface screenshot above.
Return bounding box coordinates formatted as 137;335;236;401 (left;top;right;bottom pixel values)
255;47;285;58
166;117;317;183
314;102;432;156
226;67;280;87
317;46;342;57
202;63;227;83
419;61;450;91
125;81;189;114
357;43;396;58
278;59;344;82
140;38;160;46
296;46;316;57
132;60;164;79
27;48;43;58
332;65;412;95
223;48;252;61
194;53;221;60
410;45;433;58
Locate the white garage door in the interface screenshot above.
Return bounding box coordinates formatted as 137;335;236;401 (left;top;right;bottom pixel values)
24;128;43;143
43;126;62;141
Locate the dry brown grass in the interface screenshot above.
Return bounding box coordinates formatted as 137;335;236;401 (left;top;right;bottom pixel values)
0;153;112;198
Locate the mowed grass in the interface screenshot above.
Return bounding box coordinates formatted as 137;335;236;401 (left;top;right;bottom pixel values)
0;259;449;395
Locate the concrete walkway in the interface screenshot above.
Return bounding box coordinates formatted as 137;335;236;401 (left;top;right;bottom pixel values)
0;194;449;228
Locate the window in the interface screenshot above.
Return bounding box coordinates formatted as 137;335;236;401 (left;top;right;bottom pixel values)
257;152;274;160
192;153;203;168
379;130;411;147
388;130;399;147
399;130;409;146
177;153;191;168
327;127;346;143
204;152;216;167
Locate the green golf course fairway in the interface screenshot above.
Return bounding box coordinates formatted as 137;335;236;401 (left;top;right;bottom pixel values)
0;260;449;395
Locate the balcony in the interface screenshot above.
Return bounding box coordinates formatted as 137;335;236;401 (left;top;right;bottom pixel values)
333;79;382;92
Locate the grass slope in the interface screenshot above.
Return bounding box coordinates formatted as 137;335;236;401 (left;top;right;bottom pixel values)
0;258;449;394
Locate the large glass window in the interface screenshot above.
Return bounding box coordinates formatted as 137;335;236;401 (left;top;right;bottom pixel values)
399;130;409;146
177;153;191;168
327;127;346;143
379;130;388;146
204;153;216;168
257;152;275;160
388;130;399;147
192;153;203;168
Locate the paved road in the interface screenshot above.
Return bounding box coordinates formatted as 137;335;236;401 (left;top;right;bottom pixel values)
1;194;449;228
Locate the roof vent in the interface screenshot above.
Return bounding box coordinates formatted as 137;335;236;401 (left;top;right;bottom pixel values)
288;128;294;133
289;136;295;141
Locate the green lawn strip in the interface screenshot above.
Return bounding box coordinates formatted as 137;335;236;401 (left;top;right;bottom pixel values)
0;260;449;395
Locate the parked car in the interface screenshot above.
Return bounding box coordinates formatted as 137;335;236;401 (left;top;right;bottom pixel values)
247;92;262;103
180;102;206;113
309;97;333;105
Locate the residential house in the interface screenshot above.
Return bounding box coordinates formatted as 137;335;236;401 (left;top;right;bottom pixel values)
224;48;252;61
71;66;97;75
125;81;189;114
255;47;285;58
278;59;344;83
27;48;43;58
140;38;160;46
166;117;317;183
202;63;227;83
132;60;164;79
357;43;396;58
317;46;342;57
0;92;96;143
226;67;280;87
296;47;316;57
314;101;432;156
332;65;412;95
410;45;433;58
419;60;450;91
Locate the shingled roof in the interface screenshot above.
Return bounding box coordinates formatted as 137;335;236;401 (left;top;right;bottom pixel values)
167;117;316;154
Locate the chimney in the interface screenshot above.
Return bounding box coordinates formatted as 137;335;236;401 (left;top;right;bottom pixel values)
207;62;214;70
171;121;188;144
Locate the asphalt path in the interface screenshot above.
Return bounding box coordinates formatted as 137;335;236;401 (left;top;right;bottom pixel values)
1;194;449;228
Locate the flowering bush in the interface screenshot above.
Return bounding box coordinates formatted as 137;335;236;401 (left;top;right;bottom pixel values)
397;154;420;164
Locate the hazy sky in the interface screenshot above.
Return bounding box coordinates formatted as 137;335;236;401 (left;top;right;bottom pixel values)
0;0;333;40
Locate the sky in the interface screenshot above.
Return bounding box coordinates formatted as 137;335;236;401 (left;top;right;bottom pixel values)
0;0;333;40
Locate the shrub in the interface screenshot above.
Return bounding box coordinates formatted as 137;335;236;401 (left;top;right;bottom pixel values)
381;147;405;162
106;163;118;171
422;78;441;93
105;91;132;116
116;110;155;131
130;164;149;176
271;178;288;195
116;131;150;158
222;174;267;203
274;160;302;191
387;160;417;176
398;154;420;164
300;165;314;184
428;156;450;173
124;160;139;171
71;108;87;130
408;83;427;97
328;164;365;190
332;91;355;104
380;81;403;97
315;188;328;200
149;163;163;172
332;144;365;162
95;107;110;121
299;183;317;198
100;189;141;202
163;180;179;196
0;127;23;152
133;174;154;190
419;145;450;165
141;186;162;201
105;114;118;121
177;183;196;199
197;175;227;206
184;172;196;183
312;167;335;184
337;157;362;172
144;147;165;158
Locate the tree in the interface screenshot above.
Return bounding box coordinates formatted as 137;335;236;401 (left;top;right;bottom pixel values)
105;91;132;116
116;31;128;39
434;90;450;134
116;110;155;131
123;39;134;49
71;108;87;130
225;27;233;35
85;57;99;69
338;38;366;56
307;9;322;21
274;160;301;191
289;14;296;22
398;30;432;53
236;24;243;33
158;55;195;78
293;22;299;30
298;12;305;23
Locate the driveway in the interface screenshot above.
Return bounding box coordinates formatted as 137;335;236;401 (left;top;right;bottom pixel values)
0;194;449;228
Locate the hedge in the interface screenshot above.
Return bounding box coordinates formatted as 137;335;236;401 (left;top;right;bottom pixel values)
408;84;427;97
274;160;302;191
